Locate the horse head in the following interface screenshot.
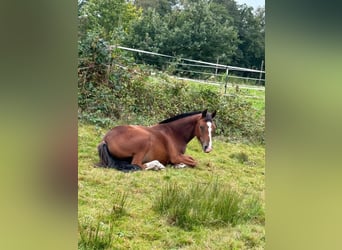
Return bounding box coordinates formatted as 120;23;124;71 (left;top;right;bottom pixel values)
195;109;216;153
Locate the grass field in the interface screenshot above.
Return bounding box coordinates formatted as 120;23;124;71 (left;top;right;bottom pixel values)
78;124;265;249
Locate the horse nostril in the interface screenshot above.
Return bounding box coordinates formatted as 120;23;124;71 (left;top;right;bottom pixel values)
203;144;212;153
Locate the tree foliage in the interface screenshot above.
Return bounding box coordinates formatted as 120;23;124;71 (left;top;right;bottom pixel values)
77;0;265;143
134;0;176;15
233;5;265;69
124;2;240;68
78;0;265;68
78;0;142;42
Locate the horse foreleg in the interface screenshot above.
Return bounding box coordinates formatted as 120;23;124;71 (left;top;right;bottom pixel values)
172;154;197;167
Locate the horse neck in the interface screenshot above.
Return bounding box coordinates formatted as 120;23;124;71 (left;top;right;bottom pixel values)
164;115;199;143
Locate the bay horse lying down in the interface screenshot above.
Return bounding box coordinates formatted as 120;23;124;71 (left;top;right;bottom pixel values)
97;109;216;172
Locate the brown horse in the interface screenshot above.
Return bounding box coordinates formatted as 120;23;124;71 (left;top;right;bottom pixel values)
97;109;216;172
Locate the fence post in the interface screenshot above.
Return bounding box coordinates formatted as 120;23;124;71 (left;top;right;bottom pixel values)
215;57;219;75
258;60;264;85
225;67;229;94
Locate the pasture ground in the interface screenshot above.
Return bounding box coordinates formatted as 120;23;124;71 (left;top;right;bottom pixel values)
78;124;265;249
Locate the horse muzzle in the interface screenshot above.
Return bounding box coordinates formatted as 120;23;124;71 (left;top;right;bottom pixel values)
203;145;212;153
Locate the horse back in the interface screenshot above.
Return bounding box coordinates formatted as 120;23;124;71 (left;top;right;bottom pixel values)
103;125;169;163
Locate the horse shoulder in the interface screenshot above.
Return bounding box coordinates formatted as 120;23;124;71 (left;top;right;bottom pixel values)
148;125;171;141
151;125;185;154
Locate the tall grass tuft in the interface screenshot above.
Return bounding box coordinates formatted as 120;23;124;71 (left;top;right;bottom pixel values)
78;220;114;250
242;196;265;224
78;192;129;249
153;180;262;230
110;191;128;218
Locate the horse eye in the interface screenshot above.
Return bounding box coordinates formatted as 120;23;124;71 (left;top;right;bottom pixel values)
199;125;204;130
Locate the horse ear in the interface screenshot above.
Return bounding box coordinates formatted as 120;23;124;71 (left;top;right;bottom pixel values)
202;109;208;118
211;110;216;119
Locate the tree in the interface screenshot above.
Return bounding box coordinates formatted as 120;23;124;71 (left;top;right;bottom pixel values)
232;5;265;69
134;0;177;15
125;0;239;67
78;0;142;42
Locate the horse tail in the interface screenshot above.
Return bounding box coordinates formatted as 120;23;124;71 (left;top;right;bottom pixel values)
96;141;141;172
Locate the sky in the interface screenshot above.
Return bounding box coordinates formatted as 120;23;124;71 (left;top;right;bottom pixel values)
235;0;265;9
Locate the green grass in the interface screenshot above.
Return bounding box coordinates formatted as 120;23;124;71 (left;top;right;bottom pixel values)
153;180;263;230
78;124;265;249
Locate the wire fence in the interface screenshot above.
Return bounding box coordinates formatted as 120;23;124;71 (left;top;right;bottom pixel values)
77;44;266;100
111;45;265;93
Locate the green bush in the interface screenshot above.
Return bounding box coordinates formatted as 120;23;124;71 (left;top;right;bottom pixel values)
78;35;264;144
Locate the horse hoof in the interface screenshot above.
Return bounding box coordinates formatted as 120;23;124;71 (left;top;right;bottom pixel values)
174;163;187;168
144;160;166;171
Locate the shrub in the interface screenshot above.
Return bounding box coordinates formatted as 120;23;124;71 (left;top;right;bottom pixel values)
78;35;264;144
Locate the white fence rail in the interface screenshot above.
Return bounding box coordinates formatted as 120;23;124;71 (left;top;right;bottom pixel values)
110;45;265;92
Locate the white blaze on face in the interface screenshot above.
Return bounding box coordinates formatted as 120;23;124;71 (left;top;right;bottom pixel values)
206;121;213;152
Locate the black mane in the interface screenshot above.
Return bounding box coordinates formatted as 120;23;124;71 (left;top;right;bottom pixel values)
159;111;202;124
